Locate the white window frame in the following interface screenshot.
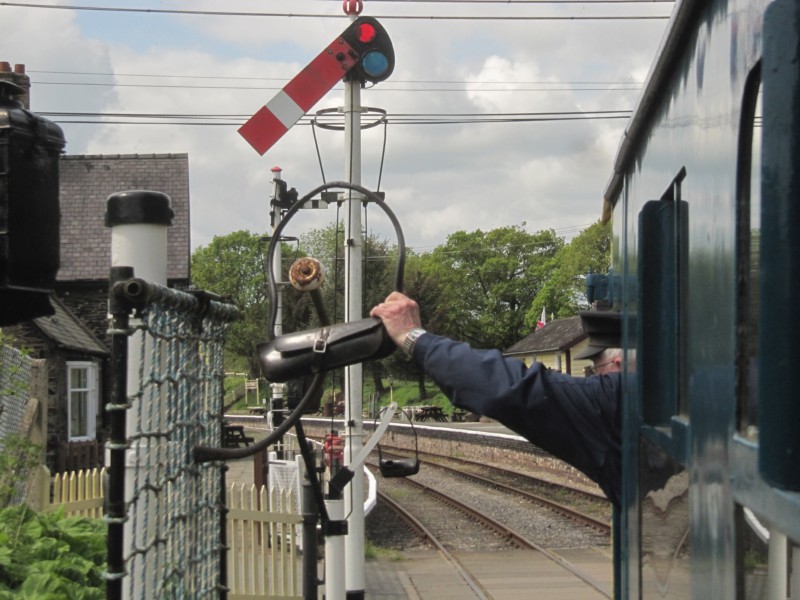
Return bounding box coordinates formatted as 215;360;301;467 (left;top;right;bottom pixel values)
67;361;99;441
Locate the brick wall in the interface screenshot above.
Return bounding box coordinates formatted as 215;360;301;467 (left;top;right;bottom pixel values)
58;154;191;283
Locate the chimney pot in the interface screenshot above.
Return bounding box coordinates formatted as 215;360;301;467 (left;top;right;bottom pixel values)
0;62;11;73
14;64;25;74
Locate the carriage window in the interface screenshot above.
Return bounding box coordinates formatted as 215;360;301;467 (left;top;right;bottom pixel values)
735;69;761;440
638;169;689;426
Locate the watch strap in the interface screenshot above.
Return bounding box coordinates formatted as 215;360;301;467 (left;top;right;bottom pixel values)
401;327;427;358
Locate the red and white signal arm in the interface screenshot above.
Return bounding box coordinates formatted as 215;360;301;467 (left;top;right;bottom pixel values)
239;17;394;156
238;38;357;155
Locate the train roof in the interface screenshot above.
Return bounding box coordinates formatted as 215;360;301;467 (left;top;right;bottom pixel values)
602;0;702;221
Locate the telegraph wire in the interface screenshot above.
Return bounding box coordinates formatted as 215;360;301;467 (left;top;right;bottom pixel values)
31;80;642;92
0;2;671;19
40;109;632;126
29;70;644;87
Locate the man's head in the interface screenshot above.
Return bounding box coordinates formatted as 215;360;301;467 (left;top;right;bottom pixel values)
575;310;622;375
588;347;622;375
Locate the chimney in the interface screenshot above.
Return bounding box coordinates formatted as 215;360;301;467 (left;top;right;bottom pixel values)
0;62;31;109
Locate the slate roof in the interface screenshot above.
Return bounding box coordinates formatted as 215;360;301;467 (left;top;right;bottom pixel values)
58;153;191;283
32;295;108;356
504;315;586;355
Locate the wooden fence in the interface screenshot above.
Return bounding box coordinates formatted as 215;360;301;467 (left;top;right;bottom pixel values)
226;483;304;600
46;468;304;599
49;467;105;518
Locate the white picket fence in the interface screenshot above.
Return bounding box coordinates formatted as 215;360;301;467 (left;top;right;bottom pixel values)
46;467;303;599
226;483;303;600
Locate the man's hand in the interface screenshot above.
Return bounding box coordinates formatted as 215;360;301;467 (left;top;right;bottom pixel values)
370;292;423;348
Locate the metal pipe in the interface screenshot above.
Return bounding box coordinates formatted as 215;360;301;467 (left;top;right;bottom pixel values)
301;440;320;600
105;265;134;600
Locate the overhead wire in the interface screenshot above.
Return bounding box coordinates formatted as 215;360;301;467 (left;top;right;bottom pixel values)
39;109;633;126
1;2;672;19
28;70;645;88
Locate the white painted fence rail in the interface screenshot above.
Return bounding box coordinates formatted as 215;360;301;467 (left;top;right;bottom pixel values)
46;467;303;599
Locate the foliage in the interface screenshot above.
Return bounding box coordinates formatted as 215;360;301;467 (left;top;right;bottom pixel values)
0;436;41;510
195;221;610;389
295;222;399;393
192;225;400;377
296;222;398;324
525;220;611;327
0;505;106;599
191;230;270;375
420;225;564;350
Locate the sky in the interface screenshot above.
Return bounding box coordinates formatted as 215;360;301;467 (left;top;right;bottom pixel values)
1;0;673;254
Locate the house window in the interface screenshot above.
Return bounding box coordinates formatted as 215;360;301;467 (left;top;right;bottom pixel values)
67;361;98;440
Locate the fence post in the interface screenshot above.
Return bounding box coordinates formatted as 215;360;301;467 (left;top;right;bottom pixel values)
105;190;173;600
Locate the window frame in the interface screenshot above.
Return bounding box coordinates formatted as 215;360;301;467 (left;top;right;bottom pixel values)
67;360;99;441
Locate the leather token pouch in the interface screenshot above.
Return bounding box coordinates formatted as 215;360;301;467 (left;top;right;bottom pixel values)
258;317;396;382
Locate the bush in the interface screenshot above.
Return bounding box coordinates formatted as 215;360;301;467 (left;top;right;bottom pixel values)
0;505;106;599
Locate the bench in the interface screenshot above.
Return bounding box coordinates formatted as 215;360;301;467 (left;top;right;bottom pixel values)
223;424;255;448
451;409;467;422
414;406;448;422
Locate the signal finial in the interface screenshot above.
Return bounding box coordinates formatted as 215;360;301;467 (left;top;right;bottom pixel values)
343;0;363;16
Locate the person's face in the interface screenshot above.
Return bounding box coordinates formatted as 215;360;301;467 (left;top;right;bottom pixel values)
590;354;622;375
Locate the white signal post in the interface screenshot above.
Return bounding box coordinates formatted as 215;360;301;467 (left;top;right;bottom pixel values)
340;4;367;599
238;4;383;596
343;51;367;600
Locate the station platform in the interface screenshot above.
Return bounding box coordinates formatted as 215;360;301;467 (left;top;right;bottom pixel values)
365;549;612;600
223;420;612;599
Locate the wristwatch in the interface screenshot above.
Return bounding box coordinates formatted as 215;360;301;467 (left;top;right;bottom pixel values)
401;328;427;359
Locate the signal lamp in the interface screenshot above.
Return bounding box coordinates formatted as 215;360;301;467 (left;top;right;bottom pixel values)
356;22;377;43
341;16;394;84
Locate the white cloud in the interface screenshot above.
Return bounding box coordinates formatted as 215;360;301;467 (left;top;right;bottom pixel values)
2;1;672;252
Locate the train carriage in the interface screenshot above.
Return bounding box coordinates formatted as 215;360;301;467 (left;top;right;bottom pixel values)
604;0;800;596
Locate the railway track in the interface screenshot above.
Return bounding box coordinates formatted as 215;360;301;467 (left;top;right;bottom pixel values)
369;462;612;599
380;446;612;533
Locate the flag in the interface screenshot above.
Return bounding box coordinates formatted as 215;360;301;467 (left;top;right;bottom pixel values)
536;307;546;331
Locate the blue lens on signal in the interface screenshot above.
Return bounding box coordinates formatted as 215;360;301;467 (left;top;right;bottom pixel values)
362;51;389;78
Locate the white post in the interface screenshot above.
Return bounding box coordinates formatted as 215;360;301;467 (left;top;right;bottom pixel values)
106;190;173;600
768;529;787;600
342;70;368;600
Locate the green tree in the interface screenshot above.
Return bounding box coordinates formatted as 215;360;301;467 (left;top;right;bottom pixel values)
382;252;451;400
422;225;564;350
296;222;398;325
525;220;612;327
294;222;399;396
191;230;272;375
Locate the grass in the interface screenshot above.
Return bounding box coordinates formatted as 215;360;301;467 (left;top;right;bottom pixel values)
364;540;405;561
222;371;459;416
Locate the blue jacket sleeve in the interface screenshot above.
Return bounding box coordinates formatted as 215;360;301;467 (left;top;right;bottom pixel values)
413;333;621;506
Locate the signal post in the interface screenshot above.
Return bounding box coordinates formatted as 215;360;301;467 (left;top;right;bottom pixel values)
238;3;394;598
342;5;366;596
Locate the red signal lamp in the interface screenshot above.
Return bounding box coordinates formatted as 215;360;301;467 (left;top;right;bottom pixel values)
356;22;377;43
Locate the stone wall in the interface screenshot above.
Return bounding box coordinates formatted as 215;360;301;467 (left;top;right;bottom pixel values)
300;420;587;481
